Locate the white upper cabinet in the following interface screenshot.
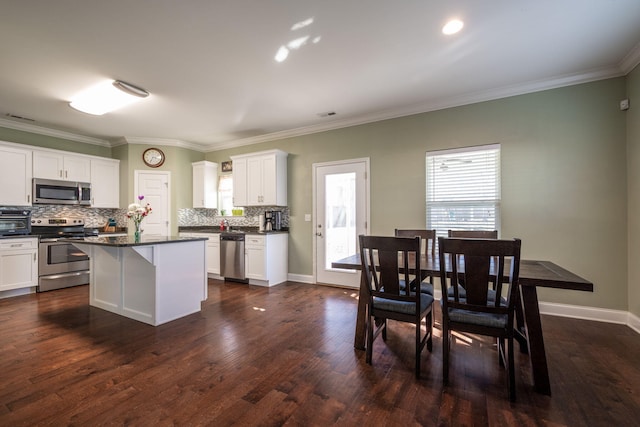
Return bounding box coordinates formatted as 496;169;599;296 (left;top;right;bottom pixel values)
0;145;32;206
90;158;120;208
0;140;121;207
192;161;218;208
231;149;287;206
33;150;91;182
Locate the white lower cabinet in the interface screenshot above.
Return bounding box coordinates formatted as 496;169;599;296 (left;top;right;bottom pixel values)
207;234;220;275
0;238;38;292
179;232;221;277
245;233;288;286
245;235;267;280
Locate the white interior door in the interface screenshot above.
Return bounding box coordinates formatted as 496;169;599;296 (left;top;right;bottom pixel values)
314;159;369;288
134;170;170;236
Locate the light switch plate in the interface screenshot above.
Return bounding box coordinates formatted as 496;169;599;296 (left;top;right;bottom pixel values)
304;214;311;222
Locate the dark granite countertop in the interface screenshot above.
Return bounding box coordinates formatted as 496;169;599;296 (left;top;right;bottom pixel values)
178;226;288;235
62;235;208;247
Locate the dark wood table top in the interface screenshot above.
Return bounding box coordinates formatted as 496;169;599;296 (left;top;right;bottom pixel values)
331;254;593;292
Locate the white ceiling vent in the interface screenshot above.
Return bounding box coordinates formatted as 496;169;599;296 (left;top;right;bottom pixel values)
317;111;337;118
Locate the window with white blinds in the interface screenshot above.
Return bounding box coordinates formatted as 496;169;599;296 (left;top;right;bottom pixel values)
426;144;501;240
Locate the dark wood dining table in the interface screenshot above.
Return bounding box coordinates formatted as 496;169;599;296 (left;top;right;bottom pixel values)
331;254;593;396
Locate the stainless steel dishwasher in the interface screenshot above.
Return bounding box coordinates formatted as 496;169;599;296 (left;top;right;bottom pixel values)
220;232;247;282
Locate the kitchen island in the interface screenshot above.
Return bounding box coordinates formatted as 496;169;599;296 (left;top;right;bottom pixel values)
68;235;208;326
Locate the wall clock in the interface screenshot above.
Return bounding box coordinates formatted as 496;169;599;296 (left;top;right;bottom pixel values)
142;147;165;168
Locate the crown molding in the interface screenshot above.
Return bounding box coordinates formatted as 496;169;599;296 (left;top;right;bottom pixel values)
208;65;625;151
0;117;111;147
620;40;640;74
115;136;208;152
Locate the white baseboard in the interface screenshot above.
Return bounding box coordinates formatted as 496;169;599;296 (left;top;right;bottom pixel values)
539;301;629;324
0;287;36;299
539;302;640;335
628;312;640;334
287;273;315;284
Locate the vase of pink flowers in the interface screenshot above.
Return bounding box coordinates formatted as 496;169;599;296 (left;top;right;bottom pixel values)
127;195;152;241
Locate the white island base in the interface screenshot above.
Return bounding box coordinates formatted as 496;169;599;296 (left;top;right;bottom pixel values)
72;237;207;326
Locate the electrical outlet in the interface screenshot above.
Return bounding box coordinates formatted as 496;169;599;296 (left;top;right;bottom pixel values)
620;99;630;111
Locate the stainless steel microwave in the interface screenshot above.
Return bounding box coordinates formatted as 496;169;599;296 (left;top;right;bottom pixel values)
32;178;91;205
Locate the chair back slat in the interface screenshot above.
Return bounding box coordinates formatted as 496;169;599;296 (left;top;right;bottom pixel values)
463;254;491;306
378;248;402;295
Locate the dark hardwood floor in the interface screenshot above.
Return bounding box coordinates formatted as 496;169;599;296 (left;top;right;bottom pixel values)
0;279;638;426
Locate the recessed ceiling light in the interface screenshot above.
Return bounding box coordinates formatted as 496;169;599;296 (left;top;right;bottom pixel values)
442;19;464;35
69;80;149;115
291;17;314;31
287;36;310;50
275;46;289;62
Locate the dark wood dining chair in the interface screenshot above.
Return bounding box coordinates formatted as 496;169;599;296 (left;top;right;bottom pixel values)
448;229;527;350
394;229;436;295
359;235;434;378
438;236;522;401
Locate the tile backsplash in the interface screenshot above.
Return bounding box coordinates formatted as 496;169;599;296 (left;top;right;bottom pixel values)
178;207;289;228
1;205;126;228
1;205;289;229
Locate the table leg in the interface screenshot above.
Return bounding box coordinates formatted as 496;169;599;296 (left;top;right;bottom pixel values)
354;270;368;350
519;284;551;395
514;286;528;354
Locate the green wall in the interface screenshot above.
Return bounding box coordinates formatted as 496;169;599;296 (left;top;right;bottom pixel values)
627;64;640;318
208;78;629;311
113;144;203;234
0;76;633;312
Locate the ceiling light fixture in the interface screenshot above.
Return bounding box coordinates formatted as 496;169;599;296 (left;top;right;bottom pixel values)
442;19;464;35
69;80;149;115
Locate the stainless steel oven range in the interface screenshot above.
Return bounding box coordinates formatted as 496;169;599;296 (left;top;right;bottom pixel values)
31;217;90;292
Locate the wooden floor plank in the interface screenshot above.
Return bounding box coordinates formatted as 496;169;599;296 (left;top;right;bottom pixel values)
0;280;638;426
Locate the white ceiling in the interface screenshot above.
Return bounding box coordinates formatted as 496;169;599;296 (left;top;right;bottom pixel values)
1;1;640;152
